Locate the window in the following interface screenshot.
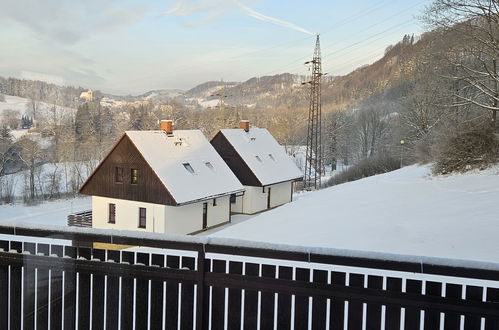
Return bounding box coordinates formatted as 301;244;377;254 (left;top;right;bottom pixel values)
115;167;124;183
230;194;236;204
205;162;214;171
131;168;138;184
255;155;262;163
268;154;275;161
213;198;217;206
108;204;116;224
138;207;146;228
183;163;195;174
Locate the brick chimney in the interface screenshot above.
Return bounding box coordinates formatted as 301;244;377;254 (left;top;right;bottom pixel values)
239;120;250;132
160;120;173;134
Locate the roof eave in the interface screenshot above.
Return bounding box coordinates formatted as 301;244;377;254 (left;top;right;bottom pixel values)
175;188;246;206
260;176;304;187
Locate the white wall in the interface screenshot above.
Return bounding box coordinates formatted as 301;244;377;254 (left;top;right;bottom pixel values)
208;196;230;227
92;196;165;233
269;181;293;208
165;196;230;234
165;202;202;234
241;185;268;214
231;195;243;213
92;195;231;235
236;181;294;214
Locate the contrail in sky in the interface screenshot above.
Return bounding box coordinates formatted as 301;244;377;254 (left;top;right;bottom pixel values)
235;1;315;36
162;0;315;36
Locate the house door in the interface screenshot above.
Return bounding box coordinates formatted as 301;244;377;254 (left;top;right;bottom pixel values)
202;202;208;229
267;187;271;209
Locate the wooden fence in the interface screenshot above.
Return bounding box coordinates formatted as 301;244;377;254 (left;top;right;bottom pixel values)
0;224;498;329
67;210;92;227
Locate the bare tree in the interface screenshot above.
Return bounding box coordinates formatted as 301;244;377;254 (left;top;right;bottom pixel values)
17;136;44;201
323;110;349;170
424;0;499;127
27;98;39;127
1;109;21;129
356;106;391;159
0;127;13;176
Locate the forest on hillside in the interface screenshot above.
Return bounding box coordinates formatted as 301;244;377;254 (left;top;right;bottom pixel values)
0;0;497;203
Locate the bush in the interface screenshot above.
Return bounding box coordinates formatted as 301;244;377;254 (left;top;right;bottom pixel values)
327;152;400;186
433;126;498;174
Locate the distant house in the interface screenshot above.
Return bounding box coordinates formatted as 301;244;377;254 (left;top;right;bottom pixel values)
79;90;93;102
211;120;303;214
79;120;244;234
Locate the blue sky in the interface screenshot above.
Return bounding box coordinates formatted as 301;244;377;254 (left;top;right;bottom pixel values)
0;0;431;95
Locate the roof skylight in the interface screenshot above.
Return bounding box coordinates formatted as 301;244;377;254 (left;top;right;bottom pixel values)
183;163;195;174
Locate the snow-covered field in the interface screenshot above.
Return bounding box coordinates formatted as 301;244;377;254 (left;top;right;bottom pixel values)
1;164;498;265
0;196;90;226
0;94;76;125
210;165;499;264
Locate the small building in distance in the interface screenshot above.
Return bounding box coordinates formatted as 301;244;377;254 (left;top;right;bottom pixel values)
211;120;303;214
79;120;244;235
79;90;93;102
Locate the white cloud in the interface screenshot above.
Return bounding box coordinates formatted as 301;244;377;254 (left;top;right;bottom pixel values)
0;0;148;44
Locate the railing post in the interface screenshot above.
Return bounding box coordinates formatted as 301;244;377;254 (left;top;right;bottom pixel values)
196;245;206;330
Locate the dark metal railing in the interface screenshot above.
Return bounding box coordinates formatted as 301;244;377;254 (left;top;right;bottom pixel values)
0;223;497;329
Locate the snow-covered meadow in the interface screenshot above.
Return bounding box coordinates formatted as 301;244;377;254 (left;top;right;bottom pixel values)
0;196;90;226
1;163;498;265
0;94;76;123
210;165;499;263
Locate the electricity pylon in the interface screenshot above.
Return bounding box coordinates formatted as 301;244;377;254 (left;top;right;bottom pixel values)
211;80;231;129
303;35;323;190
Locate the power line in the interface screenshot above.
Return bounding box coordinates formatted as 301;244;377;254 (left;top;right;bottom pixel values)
318;0;393;35
257;18;415;78
112;2;426;92
322;18;415;59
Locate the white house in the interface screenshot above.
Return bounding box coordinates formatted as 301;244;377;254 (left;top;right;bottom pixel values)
79;120;244;235
211;120;303;214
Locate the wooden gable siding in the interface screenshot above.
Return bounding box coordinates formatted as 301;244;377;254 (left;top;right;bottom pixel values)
79;134;177;205
211;132;262;187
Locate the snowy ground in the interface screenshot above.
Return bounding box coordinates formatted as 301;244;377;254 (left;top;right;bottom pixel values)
0;94;76;126
1;164;498;265
0;197;91;226
1;161;96;198
210;165;499;264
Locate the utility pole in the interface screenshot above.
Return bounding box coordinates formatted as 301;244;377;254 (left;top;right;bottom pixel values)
211;80;231;129
303;35;324;190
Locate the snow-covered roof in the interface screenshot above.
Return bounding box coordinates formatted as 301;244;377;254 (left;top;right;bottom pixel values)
126;130;244;205
218;128;303;186
211;165;499;264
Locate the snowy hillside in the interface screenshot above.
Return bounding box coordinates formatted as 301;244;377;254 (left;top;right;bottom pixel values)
0;94;76;123
210;165;499;263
